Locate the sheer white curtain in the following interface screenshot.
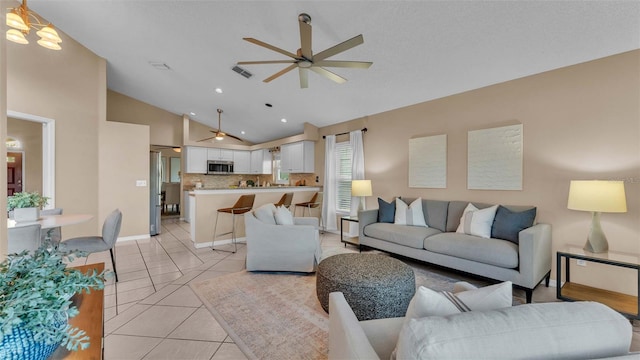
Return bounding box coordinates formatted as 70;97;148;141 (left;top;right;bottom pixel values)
349;130;365;236
322;135;338;231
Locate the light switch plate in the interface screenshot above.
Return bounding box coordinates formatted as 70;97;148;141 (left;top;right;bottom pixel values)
136;180;147;187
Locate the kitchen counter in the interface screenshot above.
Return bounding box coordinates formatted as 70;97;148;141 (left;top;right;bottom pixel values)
188;186;321;246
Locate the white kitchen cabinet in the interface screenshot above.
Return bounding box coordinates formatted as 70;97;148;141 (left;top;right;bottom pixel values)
233;150;251;174
280;141;314;173
207;148;233;161
184;146;207;174
250;149;272;174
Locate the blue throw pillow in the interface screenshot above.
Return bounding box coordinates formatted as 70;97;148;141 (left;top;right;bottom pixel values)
378;198;395;223
491;206;537;244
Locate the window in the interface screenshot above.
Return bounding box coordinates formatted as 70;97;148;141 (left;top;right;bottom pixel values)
273;152;289;185
335;141;352;213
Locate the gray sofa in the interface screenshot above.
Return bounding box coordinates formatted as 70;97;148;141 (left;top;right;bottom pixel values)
358;198;552;302
328;292;636;359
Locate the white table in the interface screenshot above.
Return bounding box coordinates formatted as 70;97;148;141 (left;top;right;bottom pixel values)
7;214;93;230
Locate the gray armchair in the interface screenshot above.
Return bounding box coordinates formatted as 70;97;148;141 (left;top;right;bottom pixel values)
61;209;122;282
244;208;321;273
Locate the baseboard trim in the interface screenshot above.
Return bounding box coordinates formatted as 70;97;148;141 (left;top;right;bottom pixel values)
116;234;150;243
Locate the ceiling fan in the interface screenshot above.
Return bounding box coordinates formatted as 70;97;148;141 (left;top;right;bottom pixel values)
198;109;243;142
238;13;372;88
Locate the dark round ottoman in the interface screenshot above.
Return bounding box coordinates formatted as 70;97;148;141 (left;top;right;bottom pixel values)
316;253;415;320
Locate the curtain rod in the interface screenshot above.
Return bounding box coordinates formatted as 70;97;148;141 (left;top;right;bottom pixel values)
322;128;367;139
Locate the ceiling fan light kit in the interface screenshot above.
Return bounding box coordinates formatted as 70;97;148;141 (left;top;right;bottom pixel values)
238;13;372;88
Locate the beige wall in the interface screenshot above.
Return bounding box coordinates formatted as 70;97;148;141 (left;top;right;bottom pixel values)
6;19;150;241
318;50;640;295
1;6;7;255
7;27;103;238
107;90;182;147
99;121;150;237
7;117;42;194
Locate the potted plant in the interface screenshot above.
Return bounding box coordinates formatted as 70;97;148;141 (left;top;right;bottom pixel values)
0;242;109;359
7;192;49;223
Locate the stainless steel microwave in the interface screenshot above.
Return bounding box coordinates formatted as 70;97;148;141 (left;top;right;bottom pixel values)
207;160;234;174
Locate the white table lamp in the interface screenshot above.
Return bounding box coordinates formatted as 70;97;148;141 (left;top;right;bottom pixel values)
567;180;627;253
352;180;372;212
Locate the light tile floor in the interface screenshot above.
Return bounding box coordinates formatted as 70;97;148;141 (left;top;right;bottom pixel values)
66;218;639;359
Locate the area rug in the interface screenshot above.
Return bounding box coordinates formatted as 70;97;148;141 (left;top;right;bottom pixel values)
190;265;466;360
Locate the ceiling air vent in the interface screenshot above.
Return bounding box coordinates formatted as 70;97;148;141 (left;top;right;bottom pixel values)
232;65;252;79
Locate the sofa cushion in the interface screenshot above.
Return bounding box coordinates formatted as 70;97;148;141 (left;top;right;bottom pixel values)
492;205;537;244
446;201;491;232
456;204;499;238
394;198;427;227
422;199;449;232
377;197;395;223
405;281;512;318
274;205;294;225
424;233;519;268
364;223;441;249
254;203;277;225
395;301;632;360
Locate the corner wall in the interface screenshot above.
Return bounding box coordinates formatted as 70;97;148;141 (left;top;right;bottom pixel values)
319;50;640;295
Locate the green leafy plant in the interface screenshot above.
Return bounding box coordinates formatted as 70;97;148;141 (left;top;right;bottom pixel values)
7;192;49;211
0;241;109;352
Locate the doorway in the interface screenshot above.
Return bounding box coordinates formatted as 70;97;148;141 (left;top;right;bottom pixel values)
6;152;23;195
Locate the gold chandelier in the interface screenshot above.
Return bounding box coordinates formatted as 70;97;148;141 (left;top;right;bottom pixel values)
6;0;62;50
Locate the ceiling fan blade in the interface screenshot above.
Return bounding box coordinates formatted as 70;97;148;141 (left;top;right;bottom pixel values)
299;68;308;89
263;64;298;83
299;20;312;59
197;136;217;142
309;67;347;84
313;60;372;69
313;34;364;61
238;60;296;65
226;133;244;141
243;38;299;59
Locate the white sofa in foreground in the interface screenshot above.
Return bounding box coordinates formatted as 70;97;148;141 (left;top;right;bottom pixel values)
329;292;636;360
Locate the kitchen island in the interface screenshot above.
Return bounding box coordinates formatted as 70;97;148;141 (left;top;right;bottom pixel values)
188;186;321;246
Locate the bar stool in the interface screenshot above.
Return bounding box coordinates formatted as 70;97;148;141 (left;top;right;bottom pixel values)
212;194;255;253
294;192;324;231
274;192;294;209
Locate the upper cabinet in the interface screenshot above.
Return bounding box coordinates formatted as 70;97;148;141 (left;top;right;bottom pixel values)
207;148;233;161
184;146;208;174
280;141;315;173
250;149;272;174
233;150;251;174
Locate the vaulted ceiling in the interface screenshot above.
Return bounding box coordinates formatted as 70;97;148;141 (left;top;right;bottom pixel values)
27;1;640;144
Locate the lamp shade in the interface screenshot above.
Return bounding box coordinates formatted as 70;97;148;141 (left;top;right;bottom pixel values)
567;180;627;213
6;29;28;44
351;180;372;197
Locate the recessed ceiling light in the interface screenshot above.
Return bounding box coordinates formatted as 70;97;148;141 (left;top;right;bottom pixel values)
281;118;287;123
189;112;196;116
215;88;223;94
241;131;246;135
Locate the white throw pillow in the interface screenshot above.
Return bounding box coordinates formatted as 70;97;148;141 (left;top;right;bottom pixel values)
254;203;277;225
390;281;513;360
274;205;294;225
394;198;427;227
456;203;499;238
405;281;513;319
